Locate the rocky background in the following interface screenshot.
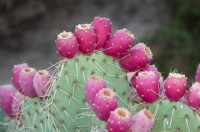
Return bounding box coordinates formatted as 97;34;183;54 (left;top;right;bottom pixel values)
0;0;168;85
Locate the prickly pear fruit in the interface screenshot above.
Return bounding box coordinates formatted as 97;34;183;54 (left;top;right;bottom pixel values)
74;24;96;54
129;109;155;132
104;29;134;58
55;31;79;58
0;85;15;118
93;88;118;121
164;73;187;101
130;72;139;88
186;82;200;109
195;64;200;82
120;43;153;71
130;65;160;88
85;75;106;108
91;17;111;50
19;67;37;98
143;65;161;80
11;92;24;117
12;63;28;93
135;71;160;103
33;70;51;97
107;108;131;132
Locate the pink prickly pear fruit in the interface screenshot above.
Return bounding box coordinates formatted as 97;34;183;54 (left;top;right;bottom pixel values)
104;29;134;58
195;64;200;82
135;71;160;103
19;67;37;98
133;42;146;49
0;85;15;118
33;70;51;97
91;17;112;50
142;65;161;80
11;92;24;117
12;63;29;93
130;72;139;88
186;82;200;109
129;109;155;132
93;88;118;121
119;43;153;72
107;108;131;132
164;73;187;101
85;75;106;108
74;24;96;54
55;31;79;58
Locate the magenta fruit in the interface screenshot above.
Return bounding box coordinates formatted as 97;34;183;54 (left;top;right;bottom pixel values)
55;31;79;58
107;108;131;132
130;72;139;88
164;73;187;101
85;75;106;108
104;29;134;58
74;24;96;54
12;63;29;93
0;85;15;118
33;70;51;97
19;67;37;98
120;43;153;72
130;65;160;88
93;88;118;121
195;64;200;83
129;109;155;132
135;71;160;103
91;17;111;50
142;65;161;80
186;82;200;109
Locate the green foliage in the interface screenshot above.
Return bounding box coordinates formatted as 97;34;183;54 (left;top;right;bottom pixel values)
144;0;200;79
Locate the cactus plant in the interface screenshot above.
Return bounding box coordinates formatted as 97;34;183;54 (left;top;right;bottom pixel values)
0;17;200;132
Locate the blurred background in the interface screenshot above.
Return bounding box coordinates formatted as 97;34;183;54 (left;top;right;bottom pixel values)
0;0;200;130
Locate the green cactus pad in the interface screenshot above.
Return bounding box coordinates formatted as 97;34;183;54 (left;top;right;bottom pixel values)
48;51;130;131
20;97;55;132
147;99;200;132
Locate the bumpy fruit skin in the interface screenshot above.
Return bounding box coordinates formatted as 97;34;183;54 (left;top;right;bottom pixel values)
130;65;161;88
186;82;200;109
11;92;24;117
120;43;153;72
55;31;79;58
164;73;187;101
93;88;118;121
91;17;111;50
0;85;15;118
85;75;106;108
135;71;160;103
129;109;155;132
143;65;161;80
74;24;96;54
107;108;131;132
33;70;51;97
104;29;134;58
12;63;29;93
195;64;200;82
19;67;37;98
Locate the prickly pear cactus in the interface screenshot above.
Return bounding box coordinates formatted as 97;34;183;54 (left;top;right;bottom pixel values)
148;99;200;132
48;51;129;131
0;17;200;132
